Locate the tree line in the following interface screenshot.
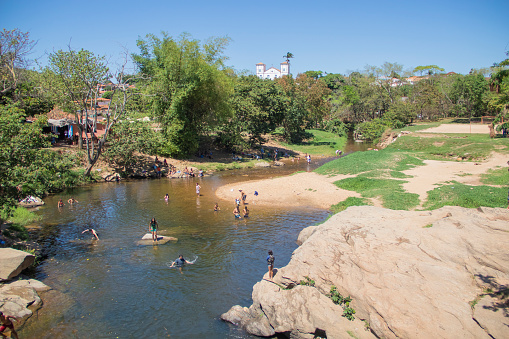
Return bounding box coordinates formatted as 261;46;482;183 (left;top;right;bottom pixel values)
1;28;508;222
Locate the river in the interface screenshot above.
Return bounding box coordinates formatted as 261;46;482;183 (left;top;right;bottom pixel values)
21;141;371;338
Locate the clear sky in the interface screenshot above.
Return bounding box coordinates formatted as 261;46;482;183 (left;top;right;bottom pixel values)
1;0;508;76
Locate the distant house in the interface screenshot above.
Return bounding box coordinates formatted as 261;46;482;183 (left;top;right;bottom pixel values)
256;62;290;80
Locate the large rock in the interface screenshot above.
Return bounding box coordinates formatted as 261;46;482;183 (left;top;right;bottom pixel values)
0;248;35;280
223;206;509;338
0;279;51;327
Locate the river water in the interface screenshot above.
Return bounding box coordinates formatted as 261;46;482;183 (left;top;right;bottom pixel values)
21;141;370;338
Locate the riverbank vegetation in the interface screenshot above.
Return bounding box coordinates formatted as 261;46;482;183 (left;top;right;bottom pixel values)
1;28;508;223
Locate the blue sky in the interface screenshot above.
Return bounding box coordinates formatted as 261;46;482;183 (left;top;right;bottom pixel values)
1;0;508;76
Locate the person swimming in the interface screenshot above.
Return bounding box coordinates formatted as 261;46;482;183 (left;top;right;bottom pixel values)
82;228;99;240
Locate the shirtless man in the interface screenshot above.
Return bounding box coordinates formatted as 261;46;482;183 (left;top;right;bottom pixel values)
82;229;99;240
0;311;18;339
233;205;241;218
68;197;78;204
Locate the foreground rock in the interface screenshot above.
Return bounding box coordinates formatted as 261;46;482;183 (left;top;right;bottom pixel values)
222;206;509;338
0;248;35;281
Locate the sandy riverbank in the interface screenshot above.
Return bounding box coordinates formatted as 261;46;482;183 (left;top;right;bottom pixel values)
216;123;507;210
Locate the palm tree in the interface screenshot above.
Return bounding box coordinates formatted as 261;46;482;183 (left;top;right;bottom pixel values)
283;52;294;64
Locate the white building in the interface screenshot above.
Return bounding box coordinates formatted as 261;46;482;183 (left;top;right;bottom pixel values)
256;62;290;80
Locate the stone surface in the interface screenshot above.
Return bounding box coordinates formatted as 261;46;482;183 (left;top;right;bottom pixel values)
136;233;178;245
0;248;35;280
0;278;49;328
224;206;509;339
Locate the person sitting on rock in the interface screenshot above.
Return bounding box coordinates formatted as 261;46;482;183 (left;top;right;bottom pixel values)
0;311;19;339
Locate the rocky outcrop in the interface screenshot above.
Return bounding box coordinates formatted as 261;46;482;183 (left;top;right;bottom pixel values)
136;233;178;245
0;248;35;281
0;279;51;328
223;206;509;338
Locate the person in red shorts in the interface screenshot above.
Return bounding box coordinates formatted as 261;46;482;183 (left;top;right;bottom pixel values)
0;311;18;339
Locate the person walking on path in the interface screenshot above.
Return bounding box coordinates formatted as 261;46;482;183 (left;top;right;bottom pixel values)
267;250;275;279
196;183;201;197
0;311;18;339
149;218;158;242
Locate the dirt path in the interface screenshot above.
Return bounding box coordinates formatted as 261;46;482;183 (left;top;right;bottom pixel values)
417;123;490;134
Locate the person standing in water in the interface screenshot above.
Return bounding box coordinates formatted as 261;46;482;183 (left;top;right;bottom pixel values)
164;194;169;202
170;254;194;274
195;183;201;197
267;250;275;279
68;197;78;204
243;206;249;218
149;218;158;242
82;228;99;240
233;205;241;218
57;199;64;208
214;203;220;211
0;311;18;339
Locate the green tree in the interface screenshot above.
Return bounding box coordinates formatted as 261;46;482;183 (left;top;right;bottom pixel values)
450;73;488;117
134;33;233;157
304;70;323;79
0;29;36;95
104;120;163;175
44;49;137;176
0;104;82;223
413;65;445;76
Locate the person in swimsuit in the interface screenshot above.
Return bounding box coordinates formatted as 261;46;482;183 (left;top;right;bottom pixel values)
233;206;241;218
82;228;99;240
68;197;78;204
164;194;169;202
214;203;220;211
243;206;249;218
57;199;64;208
0;311;18;339
267;250;275;280
170;254;194;274
195;183;201;197
149;218;158;242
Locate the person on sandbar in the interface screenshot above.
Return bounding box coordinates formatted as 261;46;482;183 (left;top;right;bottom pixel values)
149;217;158;242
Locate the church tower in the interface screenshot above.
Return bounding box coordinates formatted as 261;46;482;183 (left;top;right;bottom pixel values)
280;61;290;76
256;63;266;78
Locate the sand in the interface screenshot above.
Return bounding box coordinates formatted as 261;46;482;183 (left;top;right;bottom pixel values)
215;124;508;210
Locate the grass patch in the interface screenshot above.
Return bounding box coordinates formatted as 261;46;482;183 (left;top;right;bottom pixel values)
330;197;370;214
335;177;420;210
423;224;433;228
423;181;507;210
315;148;423;176
278;129;347;156
480;167;509;185
8;207;42;226
387;133;508;161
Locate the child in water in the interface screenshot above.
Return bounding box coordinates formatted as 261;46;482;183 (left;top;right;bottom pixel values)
214;203;220;211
